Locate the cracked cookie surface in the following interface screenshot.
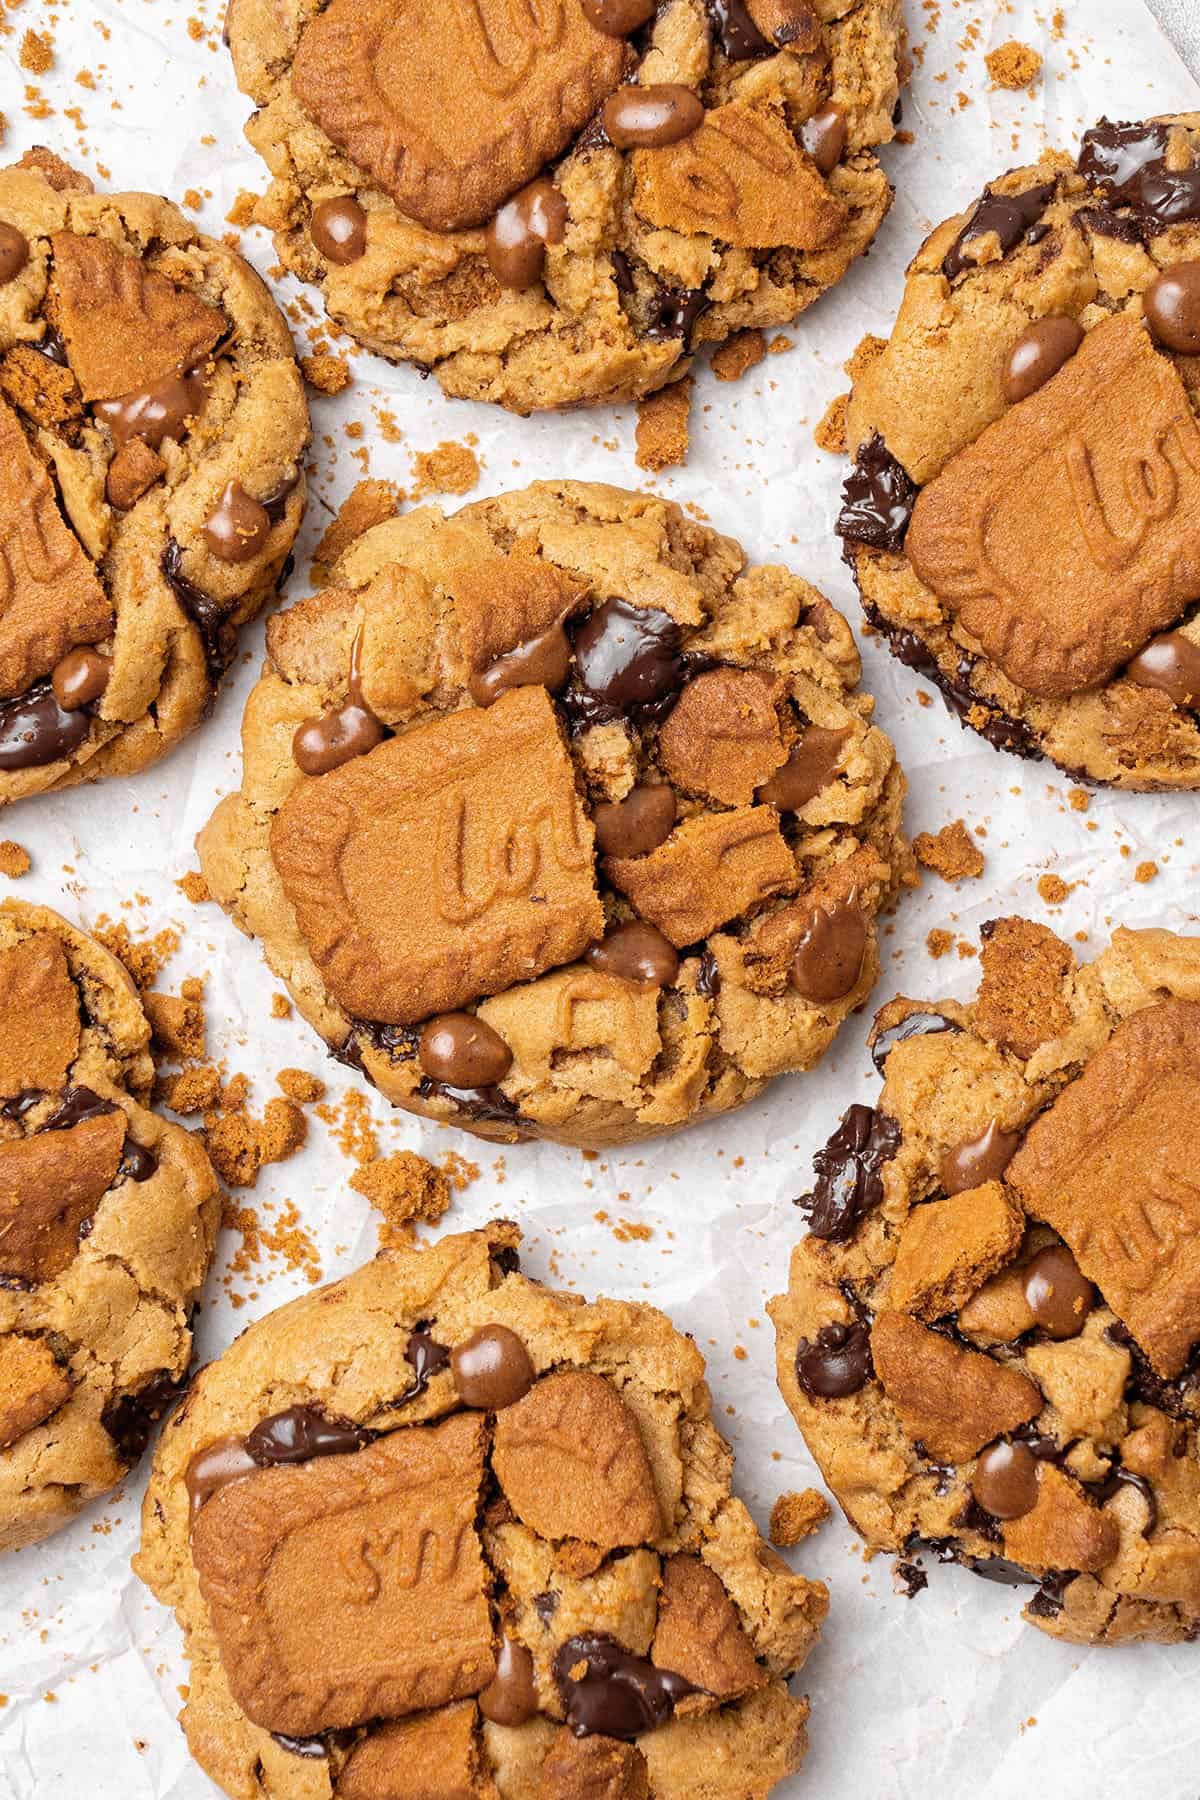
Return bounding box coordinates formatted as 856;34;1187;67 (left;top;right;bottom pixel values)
134;1222;827;1800
0;898;219;1552
227;0;904;412
836;114;1200;788
770;918;1200;1645
0;150;309;805
198;478;914;1149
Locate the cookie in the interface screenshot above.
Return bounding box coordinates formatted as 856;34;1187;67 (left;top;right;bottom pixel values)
134;1221;827;1799
226;0;904;412
0;149;308;805
836;115;1200;788
769;917;1200;1646
0;898;219;1551
197;479;914;1149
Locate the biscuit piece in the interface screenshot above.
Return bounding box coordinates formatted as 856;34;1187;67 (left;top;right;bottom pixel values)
0;156;308;806
135;1224;827;1800
0;900;219;1552
198;479;914;1149
837;115;1200;788
771;919;1200;1646
228;0;904;413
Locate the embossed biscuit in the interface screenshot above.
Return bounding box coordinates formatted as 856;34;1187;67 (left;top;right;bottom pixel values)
192;1415;494;1736
906;315;1200;699
652;1554;765;1701
870;1309;1042;1461
290;0;625;232
605;806;797;947
0;932;80;1099
1007;1000;1200;1376
272;684;603;1024
656;668;788;807
0;1112;127;1283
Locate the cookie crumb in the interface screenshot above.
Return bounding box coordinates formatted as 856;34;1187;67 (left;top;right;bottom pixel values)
770;1488;830;1546
985;40;1042;90
350;1149;450;1249
1134;860;1158;884
926;927;954;960
315;1086;379;1163
710;328;766;383
225;190;260;228
301;352;352;395
144;988;206;1061
93;918;179;990
635;378;691;471
311;477;403;585
1037;873;1071;906
410;439;481;499
20;29;53;73
814;392;848;455
1068;788;1090;813
204;1094;307;1188
913;820;984;882
845;333;887;384
276;1067;325;1104
0;840;30;878
159;1062;222;1115
175;870;210;904
270;992;292;1019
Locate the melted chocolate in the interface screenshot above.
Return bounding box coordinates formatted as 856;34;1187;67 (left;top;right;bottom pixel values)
418;1077;525;1130
552;1632;699;1739
1026;1570;1076;1619
244;1404;369;1465
836;435;917;552
695;948;721;997
0;682;92;771
795;1321;873;1398
1;1089;44;1120
272;1734;329;1760
401;1324;452;1402
644;282;711;345
1094;1468;1158;1536
119;1140;158;1182
706;0;773;59
533;1589;560;1624
869;1010;959;1074
942;182;1055;280
1078;118;1200;230
161;540;237;678
860;602;1042;760
800;1104;901;1241
43;1085;119;1130
572;598;684;720
1106;1324;1200;1420
185;1435;259;1521
893;1560;928;1598
102;1370;186;1461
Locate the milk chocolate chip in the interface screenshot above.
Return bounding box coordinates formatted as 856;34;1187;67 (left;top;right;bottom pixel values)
0;222;28;285
51;648;111;712
293;627;385;775
795;1321;872;1398
602;85;705;150
581;0;656;32
1001;316;1084;403
1023;1245;1095;1340
939;1120;1023;1195
1144;261;1200;353
485;178;568;290
310;195;367;264
592;784;676;857
801;104;847;177
451;1325;534;1411
971;1439;1040;1519
203;481;271;563
586;920;680;987
1125;629;1200;707
418;1012;513;1087
757;725;849;811
469;615;573;704
94;366;208;448
789;897;867;1003
478;1637;538;1726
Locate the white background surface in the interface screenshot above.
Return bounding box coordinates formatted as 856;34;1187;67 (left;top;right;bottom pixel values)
1;2;1199;1797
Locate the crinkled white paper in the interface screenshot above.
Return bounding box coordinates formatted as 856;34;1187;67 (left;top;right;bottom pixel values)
1;2;1199;1795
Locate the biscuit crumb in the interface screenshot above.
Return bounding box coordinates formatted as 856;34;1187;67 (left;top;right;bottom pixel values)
311;478;403;584
19;29;52;73
94;918;179;990
144;988;206;1061
175;870;210;904
985;40;1042;89
204;1094;307;1188
814;392;848;455
913;820;984;882
225;190;260;228
301;352;352;395
410;439;481;499
926;927;954;960
159;1062;223;1115
350;1149;450;1249
271;992;292;1019
710;328;766;383
1037;873;1071;906
845;333;887;384
770;1489;831;1546
0;840;30;878
316;1086;378;1163
1134;860;1158;884
635;378;691;471
767;334;793;355
277;1067;325;1104
1068;788;1090;813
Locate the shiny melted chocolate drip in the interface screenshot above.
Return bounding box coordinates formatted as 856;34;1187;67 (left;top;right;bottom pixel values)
1026;1569;1077;1618
795;1321;873;1398
860;602;1042;760
1092;1467;1158;1536
799;1104;901;1241
836;435;917;553
869;1010;960;1074
1;1089;44;1119
644;283;711;345
400;1323;452;1402
161;540;238;678
102;1369;187;1461
417;1075;525;1128
119;1139;158;1182
705;0;773;60
0;682;92;771
36;326;69;366
244;1403;370;1465
942;181;1055;279
561;598;712;733
262;469;302;525
695;949;721;997
552;1631;700;1739
43;1085;119;1130
1078;118;1200;232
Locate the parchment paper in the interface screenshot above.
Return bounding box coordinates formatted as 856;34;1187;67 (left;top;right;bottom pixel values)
1;2;1198;1795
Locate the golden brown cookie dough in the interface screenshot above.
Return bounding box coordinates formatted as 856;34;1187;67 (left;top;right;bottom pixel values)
836;115;1200;788
770;918;1200;1646
0;899;219;1552
134;1222;828;1800
198;479;914;1149
226;0;904;412
0;152;309;805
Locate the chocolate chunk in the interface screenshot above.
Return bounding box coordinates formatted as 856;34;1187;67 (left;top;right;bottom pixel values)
789;896;867;1004
757;725;849;811
971;1439;1040;1520
402;1323;452;1401
644;282;711;345
244;1403;369;1465
939;1120;1023;1195
42;1085;119;1131
695;948;721;997
1075;205;1145;245
893;1559;929;1598
1001;316;1083;404
418;1012;512;1087
592;784;676;857
118;1139;157;1182
1093;1467;1157;1536
51;647;111;712
1125;629;1200;708
0;682;92;771
870;1010;959;1074
795;1321;873;1398
800;1104;901;1240
203;480;272;563
571;597;685;721
552;1632;698;1739
1106;1323;1200;1419
478;1636;538;1726
161;540;238;678
94;366;208;448
602;85;704;150
801;104;847;178
101;1369;186;1462
485;178;568;290
1023;1244;1095;1340
836;435;917;552
706;0;773;59
534;1589;560;1624
0;222;29;285
1144;261;1200;354
1078;118;1200;229
585;920;680;987
417;1077;526;1131
272;1734;330;1760
310;195;367;264
942;182;1055;280
1026;1570;1075;1618
185;1435;258;1523
450;1325;534;1411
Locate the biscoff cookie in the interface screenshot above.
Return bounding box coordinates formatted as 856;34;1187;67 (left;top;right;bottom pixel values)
770;918;1200;1645
0;150;308;804
198;479;914;1149
837;115;1200;788
227;0;904;413
134;1222;828;1800
0;899;219;1552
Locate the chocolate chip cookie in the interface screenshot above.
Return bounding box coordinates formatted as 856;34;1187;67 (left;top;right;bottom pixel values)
770;917;1200;1645
0;149;308;804
837;115;1200;788
0;898;219;1552
134;1222;827;1799
198;479;914;1148
227;0;904;412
